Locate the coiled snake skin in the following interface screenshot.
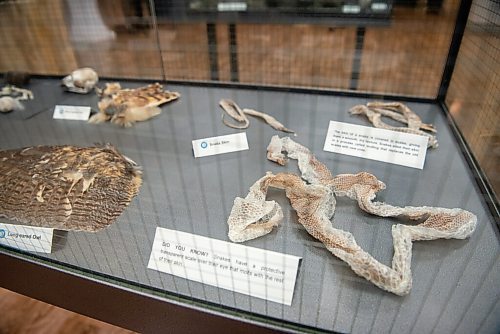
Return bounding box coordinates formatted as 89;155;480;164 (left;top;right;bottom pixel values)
349;102;439;148
227;136;476;295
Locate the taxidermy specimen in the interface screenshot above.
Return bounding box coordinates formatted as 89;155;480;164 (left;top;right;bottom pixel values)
350;102;438;148
61;67;99;94
227;136;476;295
89;82;180;127
0;84;34;112
0;97;24;113
220;99;295;134
0;144;142;232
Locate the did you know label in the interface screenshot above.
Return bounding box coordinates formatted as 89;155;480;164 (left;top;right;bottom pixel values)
148;228;301;305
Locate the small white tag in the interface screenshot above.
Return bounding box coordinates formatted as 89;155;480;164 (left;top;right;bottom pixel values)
53;105;91;121
0;223;53;253
217;2;247;11
324;121;429;169
371;2;389;11
192;132;249;158
148;228;301;305
342;5;361;13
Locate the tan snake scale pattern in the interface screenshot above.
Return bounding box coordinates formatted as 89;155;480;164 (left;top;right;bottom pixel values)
227;136;476;295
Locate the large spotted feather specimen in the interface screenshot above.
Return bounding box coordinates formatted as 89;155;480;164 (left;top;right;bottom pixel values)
89;82;180;127
0;145;142;232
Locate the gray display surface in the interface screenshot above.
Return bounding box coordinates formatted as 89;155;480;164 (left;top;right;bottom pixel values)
0;79;498;333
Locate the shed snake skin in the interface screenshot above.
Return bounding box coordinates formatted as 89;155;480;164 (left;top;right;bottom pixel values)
227;136;476;295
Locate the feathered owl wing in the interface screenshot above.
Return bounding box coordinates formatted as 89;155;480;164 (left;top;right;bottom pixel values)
0;144;142;232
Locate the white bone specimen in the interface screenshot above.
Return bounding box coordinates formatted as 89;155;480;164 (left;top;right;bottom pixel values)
0;96;24;113
227;136;476;295
350;102;438;148
62;67;99;94
220;99;295;134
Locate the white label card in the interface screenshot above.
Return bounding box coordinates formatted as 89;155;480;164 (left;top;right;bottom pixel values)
371;2;389;11
343;5;361;13
148;228;301;305
217;2;247;11
192;132;249;158
324;121;429;169
53;105;91;121
0;223;53;253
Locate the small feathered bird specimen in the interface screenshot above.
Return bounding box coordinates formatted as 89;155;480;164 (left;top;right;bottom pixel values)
62;67;99;94
0;144;142;232
89;82;180;127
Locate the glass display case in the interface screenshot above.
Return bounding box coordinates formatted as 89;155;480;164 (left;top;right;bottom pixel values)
0;0;498;333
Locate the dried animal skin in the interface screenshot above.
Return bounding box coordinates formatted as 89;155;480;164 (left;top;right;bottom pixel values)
0;97;24;113
228;136;476;295
62;67;99;94
220;99;295;134
350;102;438;148
0;144;142;232
220;98;249;129
243;108;295;134
89;82;180;127
367;102;436;133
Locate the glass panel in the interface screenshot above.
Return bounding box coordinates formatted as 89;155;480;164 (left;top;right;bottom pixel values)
446;0;500;198
0;0;464;97
0;0;498;333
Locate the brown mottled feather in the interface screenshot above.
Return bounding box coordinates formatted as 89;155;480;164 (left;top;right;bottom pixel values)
110;83;179;107
0;145;142;232
90;83;180;127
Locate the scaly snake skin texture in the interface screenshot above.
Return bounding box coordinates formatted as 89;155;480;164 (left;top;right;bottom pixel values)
349;102;439;148
0;144;142;232
228;136;476;295
220;98;295;134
